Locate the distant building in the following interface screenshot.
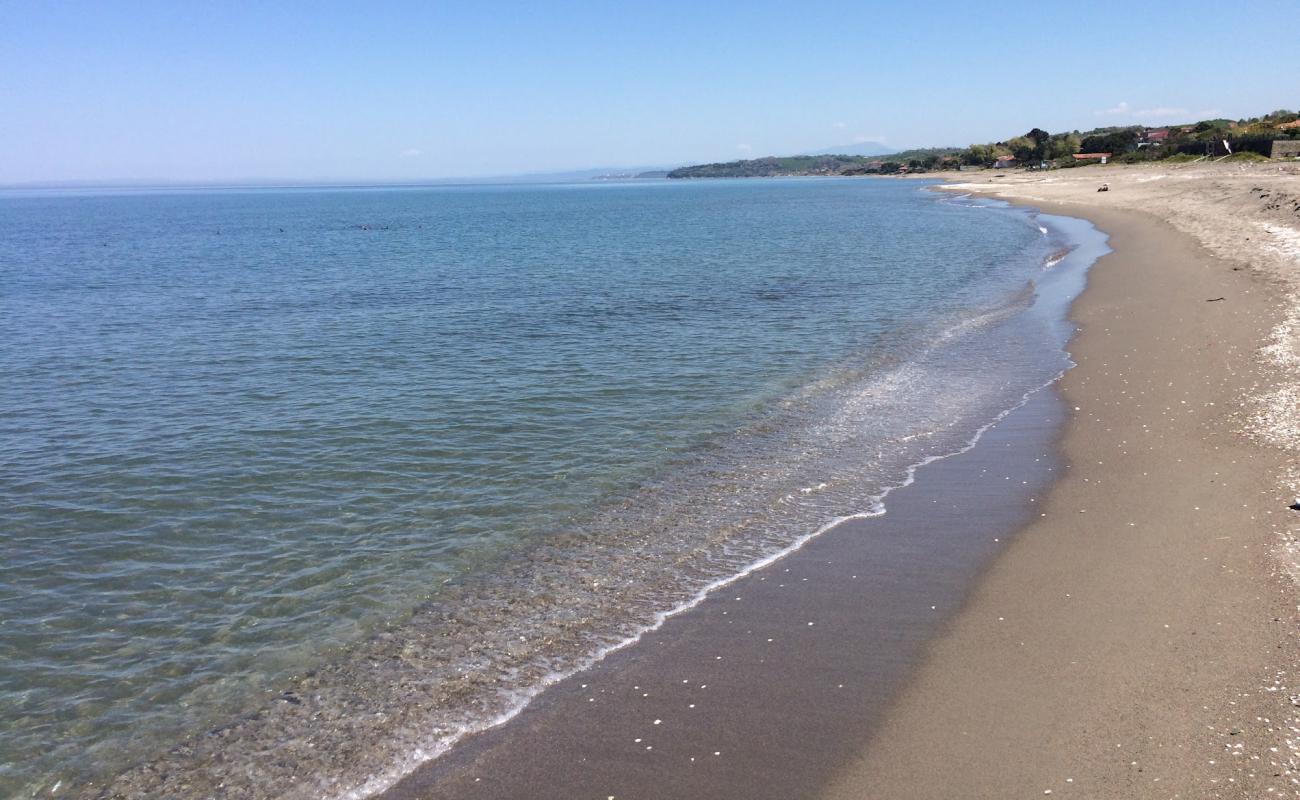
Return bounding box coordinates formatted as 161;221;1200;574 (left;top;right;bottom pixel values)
992;155;1017;169
1137;129;1168;149
1073;152;1112;164
1279;119;1300;130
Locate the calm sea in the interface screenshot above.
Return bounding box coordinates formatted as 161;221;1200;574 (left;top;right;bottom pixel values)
0;178;1106;798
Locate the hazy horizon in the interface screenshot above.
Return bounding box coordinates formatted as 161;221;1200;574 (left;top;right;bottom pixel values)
3;0;1296;185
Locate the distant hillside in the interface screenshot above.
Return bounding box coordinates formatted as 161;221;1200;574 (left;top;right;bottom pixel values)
808;141;893;157
668;155;883;179
667;148;963;179
587;169;671;181
497;165;677;183
872;147;961;163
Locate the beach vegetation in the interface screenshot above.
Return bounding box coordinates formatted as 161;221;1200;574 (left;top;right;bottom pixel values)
1113;148;1164;164
1221;151;1270;162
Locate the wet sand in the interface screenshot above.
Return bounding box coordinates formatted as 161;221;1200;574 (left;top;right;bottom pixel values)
382;382;1069;800
818;199;1299;797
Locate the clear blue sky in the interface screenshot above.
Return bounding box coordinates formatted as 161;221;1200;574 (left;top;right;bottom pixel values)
2;0;1296;184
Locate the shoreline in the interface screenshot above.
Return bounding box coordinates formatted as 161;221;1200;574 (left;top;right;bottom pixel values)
818;178;1300;797
370;206;1105;798
69;182;1095;800
379;356;1074;800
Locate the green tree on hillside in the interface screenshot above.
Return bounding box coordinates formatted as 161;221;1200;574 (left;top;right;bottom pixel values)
1007;136;1037;163
1080;129;1138;154
1026;128;1051;161
961;143;1001;166
1046;133;1081;160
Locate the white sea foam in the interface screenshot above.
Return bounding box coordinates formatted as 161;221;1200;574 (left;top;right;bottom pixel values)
335;503;887;800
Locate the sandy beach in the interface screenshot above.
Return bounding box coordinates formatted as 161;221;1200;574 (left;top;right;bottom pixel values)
819;163;1300;798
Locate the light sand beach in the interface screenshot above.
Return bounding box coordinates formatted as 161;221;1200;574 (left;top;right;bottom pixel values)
938;161;1300;506
820;163;1300;798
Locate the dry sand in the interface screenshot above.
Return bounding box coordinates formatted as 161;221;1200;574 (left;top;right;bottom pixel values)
944;162;1300;539
822;163;1300;798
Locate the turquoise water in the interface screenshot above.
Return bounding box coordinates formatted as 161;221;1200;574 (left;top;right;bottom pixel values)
0;179;1100;798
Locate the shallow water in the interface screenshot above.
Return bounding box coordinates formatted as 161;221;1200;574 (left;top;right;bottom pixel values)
0;178;1103;797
